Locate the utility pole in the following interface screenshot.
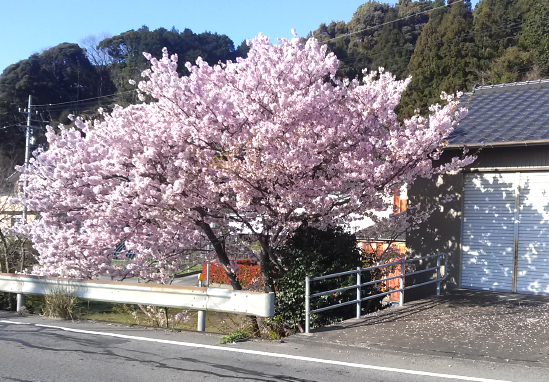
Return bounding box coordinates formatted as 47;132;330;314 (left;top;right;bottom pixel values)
22;95;32;225
17;95;32;312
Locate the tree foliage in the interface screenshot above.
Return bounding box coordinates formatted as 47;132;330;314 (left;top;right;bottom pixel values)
0;43;101;118
517;0;549;75
16;35;471;290
306;0;548;115
401;0;477;115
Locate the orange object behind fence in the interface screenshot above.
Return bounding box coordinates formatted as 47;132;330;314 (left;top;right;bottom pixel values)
360;241;406;301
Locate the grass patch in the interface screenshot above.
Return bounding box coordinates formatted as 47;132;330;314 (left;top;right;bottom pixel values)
219;329;251;344
80;301;246;332
174;264;202;274
18;291;247;333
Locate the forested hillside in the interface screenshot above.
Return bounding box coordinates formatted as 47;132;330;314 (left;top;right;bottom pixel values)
1;0;548;160
0;27;247;161
311;0;549;115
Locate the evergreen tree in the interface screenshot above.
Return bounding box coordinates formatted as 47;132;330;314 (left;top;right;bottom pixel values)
0;43;101;158
489;46;535;83
473;0;523;84
343;2;391;79
402;0;476;116
517;0;549;77
308;1;433;81
368;1;431;80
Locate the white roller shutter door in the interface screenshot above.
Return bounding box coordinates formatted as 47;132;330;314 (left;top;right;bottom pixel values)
462;171;549;295
516;172;549;294
461;173;517;292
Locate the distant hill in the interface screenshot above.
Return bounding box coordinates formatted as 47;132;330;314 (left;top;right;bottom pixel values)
0;27;247;161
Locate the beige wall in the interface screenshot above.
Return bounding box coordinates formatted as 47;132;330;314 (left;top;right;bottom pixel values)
0;196;37;227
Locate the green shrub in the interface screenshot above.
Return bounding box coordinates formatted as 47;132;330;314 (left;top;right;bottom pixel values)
0;292;15;311
273;226;379;334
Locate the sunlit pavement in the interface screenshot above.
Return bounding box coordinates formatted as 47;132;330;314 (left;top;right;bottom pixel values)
288;290;549;366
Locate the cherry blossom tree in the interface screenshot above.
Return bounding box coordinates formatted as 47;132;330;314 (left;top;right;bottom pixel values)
15;33;472;289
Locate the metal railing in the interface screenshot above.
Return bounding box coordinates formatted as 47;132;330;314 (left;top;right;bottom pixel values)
304;253;447;334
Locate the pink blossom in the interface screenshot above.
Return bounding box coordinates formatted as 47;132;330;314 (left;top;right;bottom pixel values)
15;34;473;283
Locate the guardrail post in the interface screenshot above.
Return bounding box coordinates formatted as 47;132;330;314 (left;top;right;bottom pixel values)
305;276;310;334
356;267;361;319
437;254;441;296
197;275;206;331
16;293;25;312
399;258;405;307
197;310;206;331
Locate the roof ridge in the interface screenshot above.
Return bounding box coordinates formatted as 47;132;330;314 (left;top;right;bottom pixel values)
474;78;549;91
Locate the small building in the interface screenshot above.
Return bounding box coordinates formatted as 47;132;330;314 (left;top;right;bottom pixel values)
406;79;549;300
0;171;37;227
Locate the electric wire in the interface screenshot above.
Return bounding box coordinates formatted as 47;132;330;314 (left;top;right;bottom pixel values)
323;0;465;44
333;15;549;65
1;121;25;130
31;90;136;108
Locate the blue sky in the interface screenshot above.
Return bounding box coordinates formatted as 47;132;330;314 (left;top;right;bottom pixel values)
0;0;480;74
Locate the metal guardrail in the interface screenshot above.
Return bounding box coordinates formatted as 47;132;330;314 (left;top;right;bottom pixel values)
0;273;274;331
304;253;447;334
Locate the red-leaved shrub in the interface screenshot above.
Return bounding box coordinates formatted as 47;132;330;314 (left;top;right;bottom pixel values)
202;260;262;289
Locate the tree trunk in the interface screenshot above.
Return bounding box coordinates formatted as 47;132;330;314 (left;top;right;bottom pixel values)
197;221;242;291
197;221;261;336
196;210;270;334
257;236;275;293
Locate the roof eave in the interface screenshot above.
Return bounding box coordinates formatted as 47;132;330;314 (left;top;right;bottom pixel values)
446;139;549;149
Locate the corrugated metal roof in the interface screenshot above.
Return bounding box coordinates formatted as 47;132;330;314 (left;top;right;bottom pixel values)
447;79;549;147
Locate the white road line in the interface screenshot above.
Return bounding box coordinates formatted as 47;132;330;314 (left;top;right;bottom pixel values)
0;319;513;382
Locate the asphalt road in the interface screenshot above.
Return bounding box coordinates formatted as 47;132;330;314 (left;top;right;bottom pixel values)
1;313;547;382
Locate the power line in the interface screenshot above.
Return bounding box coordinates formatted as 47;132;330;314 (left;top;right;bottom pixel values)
323;0;465;44
334;16;549;67
1;121;25;130
336;14;549;64
32;90;136;108
35;98;127;113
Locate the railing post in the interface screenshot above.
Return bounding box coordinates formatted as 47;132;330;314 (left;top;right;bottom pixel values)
16;293;25;312
437;253;441;296
356;267;361;319
399;258;405;306
305;276;310;334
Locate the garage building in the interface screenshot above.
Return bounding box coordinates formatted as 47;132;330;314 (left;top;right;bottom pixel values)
406;79;549;299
